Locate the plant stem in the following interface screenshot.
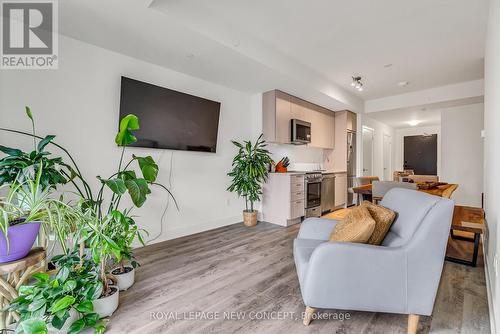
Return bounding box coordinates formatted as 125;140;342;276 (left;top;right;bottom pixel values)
100;259;108;295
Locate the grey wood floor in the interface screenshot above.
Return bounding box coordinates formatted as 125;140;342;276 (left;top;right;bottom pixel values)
107;222;490;334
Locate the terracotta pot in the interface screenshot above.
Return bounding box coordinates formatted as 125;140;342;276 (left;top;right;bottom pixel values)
93;286;119;318
112;266;135;291
243;210;258;227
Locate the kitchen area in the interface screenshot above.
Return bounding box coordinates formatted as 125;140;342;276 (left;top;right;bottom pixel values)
261;90;357;227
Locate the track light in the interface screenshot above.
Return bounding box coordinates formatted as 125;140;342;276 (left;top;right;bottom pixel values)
351;76;364;92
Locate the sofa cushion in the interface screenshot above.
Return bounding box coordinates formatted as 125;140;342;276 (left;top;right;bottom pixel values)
380;188;440;247
361;201;397;245
329;205;375;243
293;238;326;285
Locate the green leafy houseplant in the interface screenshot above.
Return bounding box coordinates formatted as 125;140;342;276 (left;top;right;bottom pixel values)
0;164;77;261
227;134;272;226
0;107;69;190
8;252;106;334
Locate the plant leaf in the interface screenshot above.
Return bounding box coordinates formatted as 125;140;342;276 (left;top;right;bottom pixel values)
115;114;139;146
103;178;127;195
15;318;47;334
49;295;76;314
0;145;23;157
31;272;49;283
37;135;56;152
25;106;33;121
56;266;70;283
75;300;93;313
134;155;158;182
63;280;77;292
125;178;151;207
68;319;86;334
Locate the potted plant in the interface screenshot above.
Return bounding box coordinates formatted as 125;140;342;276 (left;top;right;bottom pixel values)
8;251;106;334
0;164;74;263
227;134;272;227
108;210;146;291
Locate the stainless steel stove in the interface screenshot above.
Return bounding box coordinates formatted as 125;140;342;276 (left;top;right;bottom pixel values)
304;172;323;218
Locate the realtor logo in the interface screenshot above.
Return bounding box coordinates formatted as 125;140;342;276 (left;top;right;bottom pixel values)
1;0;58;69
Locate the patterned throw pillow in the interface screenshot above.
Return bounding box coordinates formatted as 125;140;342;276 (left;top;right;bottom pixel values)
361;201;397;245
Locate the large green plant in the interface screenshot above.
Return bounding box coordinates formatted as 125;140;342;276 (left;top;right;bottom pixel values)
0;107;69;190
227;134;272;212
8;252;106;334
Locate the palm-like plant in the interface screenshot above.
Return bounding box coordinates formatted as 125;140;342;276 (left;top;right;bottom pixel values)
227;134;272;212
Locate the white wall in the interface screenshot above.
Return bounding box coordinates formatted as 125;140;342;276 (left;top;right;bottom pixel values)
0;35;257;244
393;125;441;175
484;0;500;332
441;103;484;207
360;114;395;180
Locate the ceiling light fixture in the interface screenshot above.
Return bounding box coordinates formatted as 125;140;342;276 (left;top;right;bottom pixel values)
398;81;409;87
407;120;422;127
351;76;364;92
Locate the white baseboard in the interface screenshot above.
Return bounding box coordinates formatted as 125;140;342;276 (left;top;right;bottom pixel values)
483;241;497;334
144;215;241;245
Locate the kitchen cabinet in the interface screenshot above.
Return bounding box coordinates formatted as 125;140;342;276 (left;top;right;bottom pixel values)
334;172;347;208
262;90;335;148
263;173;305;226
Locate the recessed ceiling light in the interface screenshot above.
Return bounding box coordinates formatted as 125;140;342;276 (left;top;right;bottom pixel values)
384;63;393;68
398;81;409;87
186;53;195;59
407;120;421;127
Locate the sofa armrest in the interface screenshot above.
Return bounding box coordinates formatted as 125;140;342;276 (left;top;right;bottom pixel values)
302;242;407;312
297;218;338;241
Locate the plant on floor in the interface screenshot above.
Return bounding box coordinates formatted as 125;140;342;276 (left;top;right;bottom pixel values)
8;252;106;334
227;134;272;226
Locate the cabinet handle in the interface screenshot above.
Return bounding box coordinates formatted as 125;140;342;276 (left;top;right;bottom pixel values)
296;201;301;204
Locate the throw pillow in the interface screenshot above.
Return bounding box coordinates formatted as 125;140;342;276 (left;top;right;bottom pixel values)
329;205;375;243
361;201;397;245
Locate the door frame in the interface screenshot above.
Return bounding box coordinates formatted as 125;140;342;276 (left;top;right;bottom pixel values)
362;126;375;176
383;133;392;181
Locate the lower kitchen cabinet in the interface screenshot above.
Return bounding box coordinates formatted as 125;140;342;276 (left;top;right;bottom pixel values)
263;173;305;226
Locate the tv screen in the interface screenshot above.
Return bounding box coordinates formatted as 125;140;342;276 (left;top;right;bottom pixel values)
119;77;221;153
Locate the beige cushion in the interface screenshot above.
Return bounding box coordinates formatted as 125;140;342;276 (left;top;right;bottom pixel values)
362;201;397;245
329;205;375;243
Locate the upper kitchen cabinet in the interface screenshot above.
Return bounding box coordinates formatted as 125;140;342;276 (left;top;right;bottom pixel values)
262;90;335;148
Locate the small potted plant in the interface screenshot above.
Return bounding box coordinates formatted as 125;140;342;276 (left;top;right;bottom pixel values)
109;210;146;291
227;134;272;227
8;251;106;334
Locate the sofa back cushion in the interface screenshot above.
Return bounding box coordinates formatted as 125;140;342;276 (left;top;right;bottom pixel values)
380;188;440;247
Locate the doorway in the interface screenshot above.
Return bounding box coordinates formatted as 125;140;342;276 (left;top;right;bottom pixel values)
403;134;438;175
383;134;392;181
362;127;374;176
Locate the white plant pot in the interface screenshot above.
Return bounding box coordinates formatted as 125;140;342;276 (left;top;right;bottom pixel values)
112;266;135;291
47;308;80;334
93;286;119;318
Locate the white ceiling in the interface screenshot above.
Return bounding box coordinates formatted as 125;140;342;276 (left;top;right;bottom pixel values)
152;0;487;99
366;96;484;128
58;0;487;110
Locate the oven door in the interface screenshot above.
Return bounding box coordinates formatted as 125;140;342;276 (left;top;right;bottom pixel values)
306;181;321;208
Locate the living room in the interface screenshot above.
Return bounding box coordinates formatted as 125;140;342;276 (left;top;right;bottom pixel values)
0;0;498;333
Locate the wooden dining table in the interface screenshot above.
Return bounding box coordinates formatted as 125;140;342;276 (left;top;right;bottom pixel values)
352;183;459;200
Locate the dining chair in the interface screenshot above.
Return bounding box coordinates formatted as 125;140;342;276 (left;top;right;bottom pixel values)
372;181;418;204
352;176;380;204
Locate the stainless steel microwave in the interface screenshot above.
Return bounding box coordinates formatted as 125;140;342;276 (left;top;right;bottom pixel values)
291;119;311;144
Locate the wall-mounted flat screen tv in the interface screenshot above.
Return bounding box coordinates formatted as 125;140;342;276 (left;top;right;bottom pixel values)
119;77;221;153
